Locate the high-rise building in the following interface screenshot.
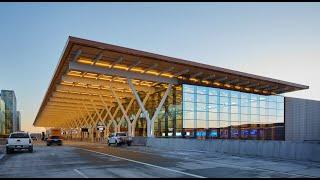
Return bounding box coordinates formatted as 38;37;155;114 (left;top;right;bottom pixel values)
0;98;5;135
16;111;21;131
0;90;17;134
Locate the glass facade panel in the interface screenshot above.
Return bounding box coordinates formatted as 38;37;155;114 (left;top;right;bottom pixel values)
183;92;194;102
197;111;206;120
184;102;194;111
208;121;219;128
196;103;206;111
182;84;285;140
197;120;207;128
184;111;194;120
208;104;218;112
184;120;194;128
208;95;218;104
208;112;218;121
209;88;218;96
197;94;206;103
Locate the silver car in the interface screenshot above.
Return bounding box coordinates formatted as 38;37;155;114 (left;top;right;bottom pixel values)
107;132;132;146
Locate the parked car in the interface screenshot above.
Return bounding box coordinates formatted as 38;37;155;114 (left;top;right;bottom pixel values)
6;132;33;154
107;132;132;146
46;136;63;146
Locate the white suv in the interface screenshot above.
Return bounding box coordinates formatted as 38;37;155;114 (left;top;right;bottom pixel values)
107;132;132;146
6;132;33;154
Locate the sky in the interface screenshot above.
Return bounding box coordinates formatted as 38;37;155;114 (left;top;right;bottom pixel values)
0;2;319;133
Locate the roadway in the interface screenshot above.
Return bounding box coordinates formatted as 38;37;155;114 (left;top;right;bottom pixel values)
0;140;319;178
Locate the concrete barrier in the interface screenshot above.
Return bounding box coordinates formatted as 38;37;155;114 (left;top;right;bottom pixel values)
0;138;6;145
132;136;147;146
146;138;320;162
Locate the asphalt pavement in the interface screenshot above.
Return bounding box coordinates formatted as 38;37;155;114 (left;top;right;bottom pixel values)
0;140;319;178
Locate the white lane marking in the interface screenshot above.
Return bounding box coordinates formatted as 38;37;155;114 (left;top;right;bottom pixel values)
76;147;206;178
74;168;88;178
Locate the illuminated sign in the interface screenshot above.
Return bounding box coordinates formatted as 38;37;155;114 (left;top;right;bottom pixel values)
210;131;218;137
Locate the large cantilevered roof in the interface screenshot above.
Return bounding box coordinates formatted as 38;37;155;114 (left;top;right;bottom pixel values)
33;36;308;127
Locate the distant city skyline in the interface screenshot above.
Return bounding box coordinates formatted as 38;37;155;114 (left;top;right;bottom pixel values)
0;2;319;133
0;90;20;134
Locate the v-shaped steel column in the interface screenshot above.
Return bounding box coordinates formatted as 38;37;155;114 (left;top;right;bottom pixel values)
131;93;150;137
99;95;120;133
110;89;135;136
127;79;172;137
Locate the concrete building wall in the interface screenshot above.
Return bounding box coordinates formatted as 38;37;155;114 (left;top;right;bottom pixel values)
285;97;320;142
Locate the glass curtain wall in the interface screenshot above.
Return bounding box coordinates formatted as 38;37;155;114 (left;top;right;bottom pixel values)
182;84;284;140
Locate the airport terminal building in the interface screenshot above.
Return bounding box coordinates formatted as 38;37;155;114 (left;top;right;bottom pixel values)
33;37;320;143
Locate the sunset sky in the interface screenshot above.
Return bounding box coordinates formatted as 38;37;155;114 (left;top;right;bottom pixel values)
0;3;319;133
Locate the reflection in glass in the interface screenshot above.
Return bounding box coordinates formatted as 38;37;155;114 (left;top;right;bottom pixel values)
182;84;285;140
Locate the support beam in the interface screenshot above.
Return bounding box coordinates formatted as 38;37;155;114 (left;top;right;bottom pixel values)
256;84;270;90
127;60;141;71
158;67;174;76
110;89;131;124
50;97;114;107
214;76;228;83
92;52;103;65
46;101;106;109
82;102;96;125
127;79;151;136
77;108;90;126
127;78;172;137
56;84;134;98
70;61;178;84
246;83;260;88
264;86;279;91
131;93;150;137
172;69;189;77
274;87;290;94
52;91;123;103
99;95;119;130
149;84;172;136
62;75;155;93
202;74;215;81
190;72;203;78
110;56;123;68
236;81;251;86
225;79;240;85
143;63;158;73
72;49;82;62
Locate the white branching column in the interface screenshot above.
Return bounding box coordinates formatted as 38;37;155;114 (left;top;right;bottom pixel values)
127;79;172;137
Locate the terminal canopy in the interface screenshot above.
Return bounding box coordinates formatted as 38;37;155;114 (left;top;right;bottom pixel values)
33;36;308;129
